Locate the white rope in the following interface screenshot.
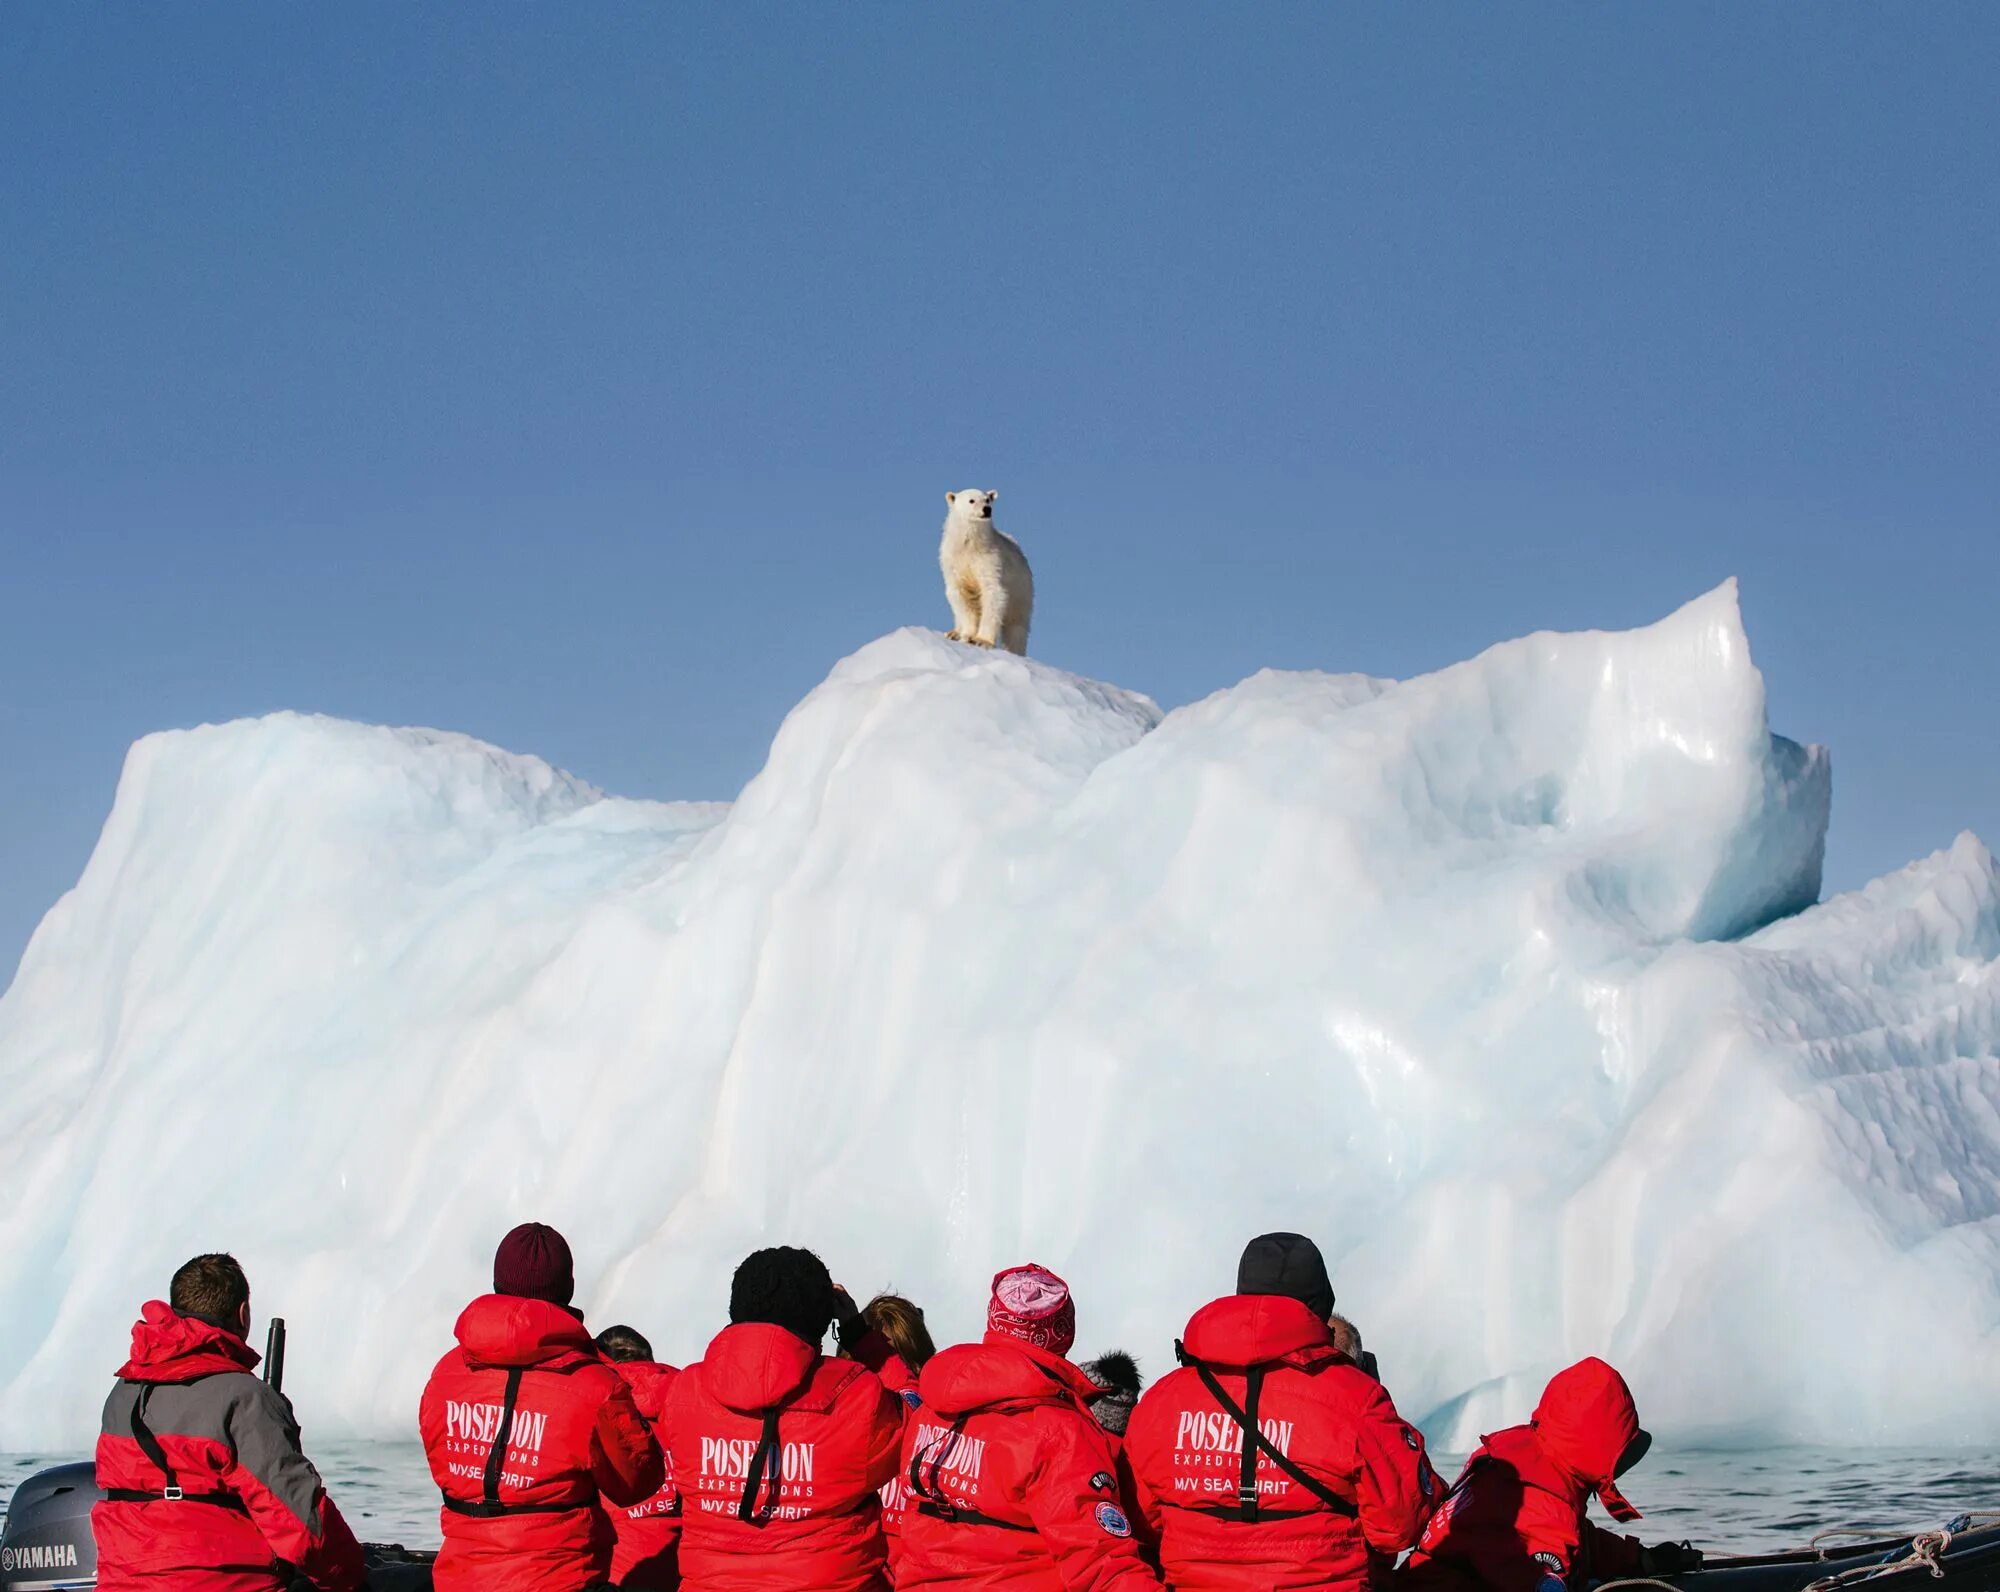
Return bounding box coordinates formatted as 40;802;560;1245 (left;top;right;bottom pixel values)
1800;1512;2000;1590
1813;1526;1895;1557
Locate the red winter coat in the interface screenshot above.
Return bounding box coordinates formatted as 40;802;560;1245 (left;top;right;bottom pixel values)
894;1333;1159;1592
610;1358;684;1589
1125;1296;1436;1592
662;1322;906;1592
93;1303;364;1592
419;1294;666;1592
849;1332;926;1576
1399;1359;1646;1592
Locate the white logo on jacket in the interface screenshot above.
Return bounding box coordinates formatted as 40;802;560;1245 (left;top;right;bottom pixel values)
443;1399;548;1455
1174;1410;1295;1457
697;1436;817;1483
911;1422;987;1483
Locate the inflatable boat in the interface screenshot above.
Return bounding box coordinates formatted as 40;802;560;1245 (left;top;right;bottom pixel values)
6;1457;2000;1592
0;1462;433;1592
1666;1519;2000;1592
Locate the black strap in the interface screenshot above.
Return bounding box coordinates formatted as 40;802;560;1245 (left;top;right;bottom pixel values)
1175;1340;1357;1521
485;1368;524;1508
1235;1365;1266;1521
441;1494;577;1518
129;1384;177;1493
737;1408;784;1525
908;1412;983;1524
916;1416;1024;1528
114;1380;249;1509
438;1366;580;1519
127;1383;207;1504
913;1498;1034;1531
104;1485;249;1510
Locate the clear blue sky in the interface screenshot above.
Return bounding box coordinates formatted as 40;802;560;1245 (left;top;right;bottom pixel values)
3;4;1995;979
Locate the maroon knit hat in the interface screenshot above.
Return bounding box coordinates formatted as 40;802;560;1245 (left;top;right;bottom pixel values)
493;1222;575;1306
986;1263;1076;1355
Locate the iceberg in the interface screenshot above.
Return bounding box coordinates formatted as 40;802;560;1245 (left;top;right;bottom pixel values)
1;580;1995;1449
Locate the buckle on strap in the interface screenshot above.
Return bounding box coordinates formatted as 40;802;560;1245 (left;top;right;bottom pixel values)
1237;1483;1259;1509
163;1485;184;1501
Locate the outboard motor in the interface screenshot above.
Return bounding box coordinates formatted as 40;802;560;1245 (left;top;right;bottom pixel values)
0;1461;99;1591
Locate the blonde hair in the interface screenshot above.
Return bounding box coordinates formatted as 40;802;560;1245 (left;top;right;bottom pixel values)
863;1293;936;1370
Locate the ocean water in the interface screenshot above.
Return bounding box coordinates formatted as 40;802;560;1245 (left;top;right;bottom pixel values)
8;1444;2000;1556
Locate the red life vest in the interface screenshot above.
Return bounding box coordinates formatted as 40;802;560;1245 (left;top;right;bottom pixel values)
662;1322;906;1592
419;1294;664;1592
1124;1295;1437;1592
894;1333;1159;1592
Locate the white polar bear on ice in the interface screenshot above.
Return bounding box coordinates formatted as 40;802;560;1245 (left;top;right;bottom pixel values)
940;490;1034;655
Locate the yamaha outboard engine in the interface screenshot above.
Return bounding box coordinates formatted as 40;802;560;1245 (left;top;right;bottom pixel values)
0;1461;99;1590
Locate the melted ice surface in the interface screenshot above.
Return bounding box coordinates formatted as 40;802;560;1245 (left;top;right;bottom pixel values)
0;582;1995;1447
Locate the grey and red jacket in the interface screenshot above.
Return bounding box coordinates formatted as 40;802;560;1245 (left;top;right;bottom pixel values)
93;1301;364;1592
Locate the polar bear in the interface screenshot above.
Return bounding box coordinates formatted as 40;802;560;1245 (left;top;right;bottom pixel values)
940;489;1034;655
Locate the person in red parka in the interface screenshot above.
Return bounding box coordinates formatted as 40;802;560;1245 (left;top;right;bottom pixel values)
1124;1232;1437;1592
597;1324;684;1590
834;1289;936;1582
94;1253;364;1592
662;1246;907;1592
895;1263;1160;1592
419;1222;665;1592
1399;1358;1702;1592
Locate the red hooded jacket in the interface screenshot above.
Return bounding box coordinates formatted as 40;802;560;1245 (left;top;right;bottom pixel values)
848;1331;925;1574
1124;1296;1436;1591
894;1334;1159;1592
419;1294;665;1592
1399;1359;1646;1592
662;1321;906;1592
94;1303;365;1592
610;1358;684;1589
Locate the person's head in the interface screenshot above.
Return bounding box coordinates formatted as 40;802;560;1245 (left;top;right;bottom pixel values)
493;1222;576;1307
595;1324;654;1364
986;1263;1076;1357
1532;1357;1650;1518
1236;1232;1335;1321
1080;1350;1142;1436
1328;1313;1382;1380
863;1294;937;1371
731;1246;836;1346
170;1253;251;1338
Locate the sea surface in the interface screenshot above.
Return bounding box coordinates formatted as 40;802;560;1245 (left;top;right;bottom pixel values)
8;1444;2000;1556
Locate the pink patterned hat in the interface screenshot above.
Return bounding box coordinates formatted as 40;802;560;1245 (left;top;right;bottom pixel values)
987;1263;1077;1355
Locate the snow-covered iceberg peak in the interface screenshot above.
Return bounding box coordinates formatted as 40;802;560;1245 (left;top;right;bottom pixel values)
1;582;1993;1450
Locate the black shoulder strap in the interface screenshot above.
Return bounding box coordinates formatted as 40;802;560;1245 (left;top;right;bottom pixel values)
438;1366;575;1519
907;1412;1031;1532
129;1384;180;1496
737;1407;784;1525
909;1412;972;1509
1176;1339;1357;1521
105;1380;250;1510
1235;1365;1267;1521
483;1368;524;1509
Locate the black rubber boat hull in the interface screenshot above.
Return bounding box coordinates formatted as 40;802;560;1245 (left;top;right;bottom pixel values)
1;1462;434;1591
1670;1523;2000;1592
10;1459;1999;1591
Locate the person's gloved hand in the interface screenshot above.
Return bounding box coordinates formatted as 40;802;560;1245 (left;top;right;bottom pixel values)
1638;1541;1704;1576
